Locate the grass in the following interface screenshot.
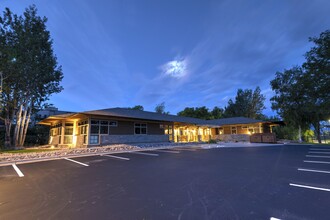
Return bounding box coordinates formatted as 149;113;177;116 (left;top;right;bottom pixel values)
0;148;59;154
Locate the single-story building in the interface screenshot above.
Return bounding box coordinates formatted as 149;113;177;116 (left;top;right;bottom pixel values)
38;108;277;148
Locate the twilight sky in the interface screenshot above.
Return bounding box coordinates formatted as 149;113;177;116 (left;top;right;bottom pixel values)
2;0;330;116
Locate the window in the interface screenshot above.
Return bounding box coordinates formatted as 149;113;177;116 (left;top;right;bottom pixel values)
91;125;99;134
100;125;108;134
78;120;88;144
90;135;99;144
135;123;147;134
64;136;73;144
64;122;73;144
109;121;117;127
231;126;237;134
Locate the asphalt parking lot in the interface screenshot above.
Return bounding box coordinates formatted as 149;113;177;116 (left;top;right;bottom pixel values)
1;144;330;220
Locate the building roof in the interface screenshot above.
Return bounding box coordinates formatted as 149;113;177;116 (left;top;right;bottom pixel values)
82;108;216;126
39;107;267;127
208;117;264;126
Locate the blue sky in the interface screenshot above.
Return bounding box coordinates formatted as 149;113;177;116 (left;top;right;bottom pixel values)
2;0;330;116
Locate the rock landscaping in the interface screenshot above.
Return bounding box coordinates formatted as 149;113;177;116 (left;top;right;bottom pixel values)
0;142;206;165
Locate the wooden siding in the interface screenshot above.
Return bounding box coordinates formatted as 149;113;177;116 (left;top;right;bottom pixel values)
109;121;134;135
147;122;164;135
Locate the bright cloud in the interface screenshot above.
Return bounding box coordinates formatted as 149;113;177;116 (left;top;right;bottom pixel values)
161;58;187;78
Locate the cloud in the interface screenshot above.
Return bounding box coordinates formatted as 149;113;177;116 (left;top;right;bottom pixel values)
160;57;188;78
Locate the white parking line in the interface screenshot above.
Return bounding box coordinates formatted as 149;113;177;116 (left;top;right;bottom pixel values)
174;148;197;151
63;158;89;166
306;155;330;158
102;154;130;160
12;164;24;177
129;151;159;156
298;168;330;174
308;151;330;154
154;149;180;154
304;160;330;164
270;217;281;220
309;148;330;151
290;183;330;192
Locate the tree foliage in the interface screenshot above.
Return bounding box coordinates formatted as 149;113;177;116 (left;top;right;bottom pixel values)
130;105;144;111
155;102;169;114
0;5;63;148
224;87;266;119
177;106;224;120
270;30;330;143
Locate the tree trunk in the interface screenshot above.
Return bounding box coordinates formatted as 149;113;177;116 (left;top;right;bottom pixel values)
21;104;32;146
312;121;322;144
316;122;322;144
18;102;28;146
298;125;302;143
4;117;12;148
13;104;23;146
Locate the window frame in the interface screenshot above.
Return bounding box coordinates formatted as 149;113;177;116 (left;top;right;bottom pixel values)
134;123;147;135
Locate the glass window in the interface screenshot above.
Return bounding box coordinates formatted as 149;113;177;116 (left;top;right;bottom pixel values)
100;121;108;125
231;127;237;134
135;127;141;134
64;136;73;144
91;125;99;134
100;125;108;134
91;120;99;125
134;123;147;135
109;121;117;127
65;127;73;135
90;135;99;144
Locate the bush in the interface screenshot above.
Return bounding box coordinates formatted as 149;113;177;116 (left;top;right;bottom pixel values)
208;139;217;144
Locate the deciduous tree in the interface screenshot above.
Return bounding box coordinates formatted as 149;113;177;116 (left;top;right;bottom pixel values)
0;6;63;148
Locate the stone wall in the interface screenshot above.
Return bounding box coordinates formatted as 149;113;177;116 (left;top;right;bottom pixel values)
213;134;250;142
101;134;169;145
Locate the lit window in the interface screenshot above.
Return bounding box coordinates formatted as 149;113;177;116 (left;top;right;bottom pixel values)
64;136;73;144
231;127;237;134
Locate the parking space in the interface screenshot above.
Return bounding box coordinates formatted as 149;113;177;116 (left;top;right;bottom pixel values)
290;145;330;193
0;144;329;219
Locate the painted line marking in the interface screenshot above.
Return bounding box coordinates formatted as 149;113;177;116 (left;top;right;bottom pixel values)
174;148;197;151
102;154;130;160
304;160;330;164
298;168;330;174
63;158;89;166
309;148;330;151
289;183;330;192
306;155;330;158
129;152;159;156
154;149;180;154
270;217;281;220
12;164;24;177
308;151;330;154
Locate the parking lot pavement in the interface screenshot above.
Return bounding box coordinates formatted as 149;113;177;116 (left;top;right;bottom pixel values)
0;144;330;220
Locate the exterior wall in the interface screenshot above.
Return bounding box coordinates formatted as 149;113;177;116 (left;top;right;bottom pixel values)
76;135;85;146
49;136;60;145
214;134;250;142
109;121;134;135
101;134;169;144
223;126;231;134
250;133;276;143
147;123;164;135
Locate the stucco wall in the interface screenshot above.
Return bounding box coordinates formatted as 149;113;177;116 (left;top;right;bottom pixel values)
100;134;169;145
